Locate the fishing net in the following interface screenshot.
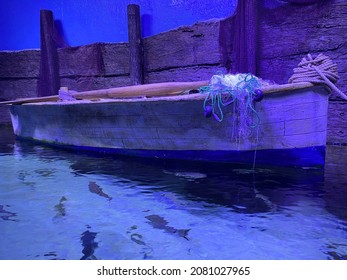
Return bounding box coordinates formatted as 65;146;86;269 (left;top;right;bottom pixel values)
200;73;271;140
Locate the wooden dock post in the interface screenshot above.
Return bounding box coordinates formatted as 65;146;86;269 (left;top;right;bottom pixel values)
127;4;144;85
39;10;60;97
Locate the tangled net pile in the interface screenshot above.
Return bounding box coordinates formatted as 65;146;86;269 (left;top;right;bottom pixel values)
199;73;270;140
288;53;347;100
200;72;268;121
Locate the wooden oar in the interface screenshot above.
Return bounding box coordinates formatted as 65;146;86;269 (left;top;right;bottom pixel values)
0;80;209;105
0;95;58;105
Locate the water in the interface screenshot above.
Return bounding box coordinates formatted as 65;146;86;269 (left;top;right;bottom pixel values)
0;126;346;260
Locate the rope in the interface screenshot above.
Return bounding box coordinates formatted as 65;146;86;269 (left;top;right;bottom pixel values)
288;53;347;100
200;73;262;127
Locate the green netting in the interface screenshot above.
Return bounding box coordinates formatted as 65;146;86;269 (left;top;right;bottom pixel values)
200;73;263;124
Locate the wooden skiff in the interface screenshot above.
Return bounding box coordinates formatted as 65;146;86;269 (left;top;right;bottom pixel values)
4;81;329;167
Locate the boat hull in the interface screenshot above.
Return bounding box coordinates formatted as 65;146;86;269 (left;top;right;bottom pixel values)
10;85;329;167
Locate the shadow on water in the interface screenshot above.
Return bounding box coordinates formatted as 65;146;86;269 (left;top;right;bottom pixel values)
0;125;15;154
60;146;328;216
324;145;347;222
9;137;337;215
80;226;98;260
145;214;190;240
53;196;67;218
3;129;347;220
0;205;17;221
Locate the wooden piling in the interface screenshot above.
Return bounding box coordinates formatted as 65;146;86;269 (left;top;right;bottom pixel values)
127;4;144;85
39;10;60;97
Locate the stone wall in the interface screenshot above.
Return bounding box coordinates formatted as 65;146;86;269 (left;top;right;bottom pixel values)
0;0;346;144
0;18;231;123
258;0;347;145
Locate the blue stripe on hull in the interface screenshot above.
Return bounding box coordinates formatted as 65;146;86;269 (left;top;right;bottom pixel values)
88;146;326;167
16;136;325;167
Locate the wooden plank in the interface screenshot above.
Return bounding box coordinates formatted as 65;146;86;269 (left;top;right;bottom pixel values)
58;44;104;77
257;99;328;124
145;65;226;84
127;4;144;85
285;115;327;136
60;75;132;92
246;131;327;150
0;79;38;101
65;127;160;140
102;43;130;76
0;50;40;78
143;20;222;72
281;131;327;149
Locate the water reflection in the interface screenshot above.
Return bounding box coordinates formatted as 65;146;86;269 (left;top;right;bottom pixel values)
324;145;347;221
67;151;327;215
322;145;347;259
1;130;347;260
0;205;17;221
5;139;347;220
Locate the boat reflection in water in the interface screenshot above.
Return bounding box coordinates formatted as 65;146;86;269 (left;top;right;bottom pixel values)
1;137;346;260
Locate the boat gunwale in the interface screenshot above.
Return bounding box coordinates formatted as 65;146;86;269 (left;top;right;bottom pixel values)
22;82;329;106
